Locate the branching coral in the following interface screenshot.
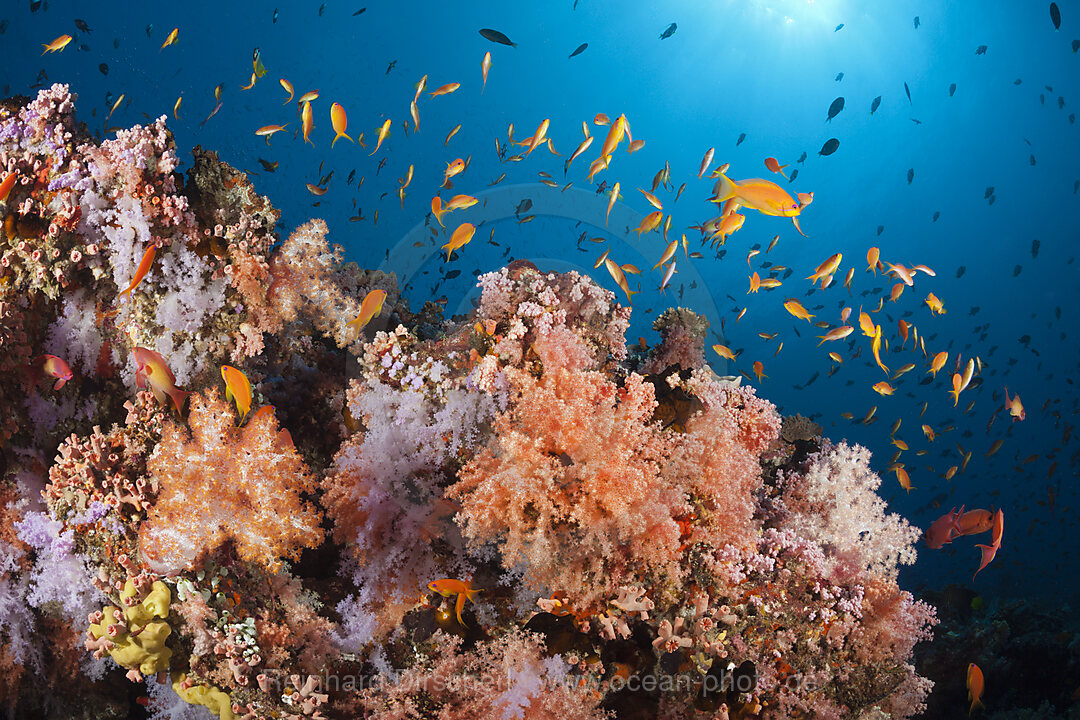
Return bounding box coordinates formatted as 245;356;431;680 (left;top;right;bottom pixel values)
138;389;323;574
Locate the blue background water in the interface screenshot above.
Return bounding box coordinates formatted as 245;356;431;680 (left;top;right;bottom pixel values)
6;0;1079;600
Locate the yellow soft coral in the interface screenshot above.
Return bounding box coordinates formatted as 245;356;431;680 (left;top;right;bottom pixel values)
172;673;234;720
87;579;172;678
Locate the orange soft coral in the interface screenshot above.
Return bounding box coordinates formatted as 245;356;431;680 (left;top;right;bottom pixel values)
448;366;685;607
138;390;323;574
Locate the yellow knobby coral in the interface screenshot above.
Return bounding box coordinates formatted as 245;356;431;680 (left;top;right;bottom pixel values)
172;673;234;720
88;579;172;676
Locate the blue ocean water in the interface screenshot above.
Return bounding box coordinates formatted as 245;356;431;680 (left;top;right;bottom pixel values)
8;0;1078;606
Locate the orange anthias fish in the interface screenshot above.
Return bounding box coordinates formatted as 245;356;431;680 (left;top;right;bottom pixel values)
713;344;737;361
712;171;809;235
1003;386;1025;421
967;663;985;715
42;34;73;54
808;253;842;286
116;245;157;306
634;210;662;237
442;158;466;189
255;124;289;144
783;299;814;322
816;325;853;345
132;347;191;415
764;156;789;178
972;508;1004;580
928;351;948;378
345;288;387;341
301;100;314;145
429;82;461;97
924;505;964;549
370;118;392;156
752;360;766;383
330;103;353;148
280;78;294;104
894;466;914;492
481;51;492;93
599;114;628;158
604;257;638;303
160;27;179;51
866;247;881;274
221;365;253;423
0;172;17;203
442;222;476;260
428;578;481;626
31;354;74;390
925;291;946;315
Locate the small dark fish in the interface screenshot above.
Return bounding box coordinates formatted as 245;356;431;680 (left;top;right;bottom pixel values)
913;16;920;29
1050;2;1061;30
907;168;914;184
1058;96;1065;109
870;95;881;114
1013;264;1023;277
569;42;588;58
788;168;799;183
797;151;807;163
956;266;966;278
835;72;844;82
876;225;885;236
445;269;461;280
99;62;108;75
1040;94;1046;105
318;3;326;16
30;0;41;11
1030;154;1037;166
1031;238;1040;259
736;132;746;146
113;38;119;49
1070;113;1076;124
826;96;845;121
515;198;533;214
1075;179;1079;194
273;8;279;22
660;22;677;39
975;45;988;55
75;18;91;33
353;7;366;15
480;28;517;47
1014;78;1023;85
146;23;153;37
258;159;278;172
835;23;844;31
932;210;940;222
984;186;995;199
988;195;996;205
949;83;956;97
1073;39;1080;52
904;81;912;103
386;60;396;75
78;43;89;52
910;117;922;124
818;137;840;156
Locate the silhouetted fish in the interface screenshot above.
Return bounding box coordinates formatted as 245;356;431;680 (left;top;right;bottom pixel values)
1050;3;1061;30
1073;39;1080;52
788;168;799;183
984;186;995;199
913;16;920;29
99;63;108;75
797;151;807;163
1030;154;1037;166
835;23;844;31
932;211;940;222
353;7;366;15
273;7;279;23
75;18;91;33
826;96;845;121
949;83;957;97
736;132;746;146
904;82;912;103
479;28;517;47
1031;238;1040;258
818;138;840;156
660;22;677;39
975;45;988;54
870;95;881;114
569;42;588;58
876;225;884;236
835;72;844;82
907;168;914;184
956;266;966;278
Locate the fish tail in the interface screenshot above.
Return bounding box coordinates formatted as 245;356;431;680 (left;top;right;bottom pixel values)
714;173;738;203
168;388;192;416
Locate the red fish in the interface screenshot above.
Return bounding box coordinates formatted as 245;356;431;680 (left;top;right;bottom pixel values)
924;505;964;549
957;508;994;536
972;508;1003;580
31;354;74;390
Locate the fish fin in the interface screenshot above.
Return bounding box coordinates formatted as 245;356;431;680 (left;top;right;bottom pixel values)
713;173;738;203
791;216;807;237
168;388;192;416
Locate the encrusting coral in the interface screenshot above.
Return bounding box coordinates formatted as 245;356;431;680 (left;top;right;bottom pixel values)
0;85;939;720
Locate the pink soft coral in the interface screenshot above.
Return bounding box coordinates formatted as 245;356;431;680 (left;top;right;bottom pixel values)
448;365;685;608
138;390;323;574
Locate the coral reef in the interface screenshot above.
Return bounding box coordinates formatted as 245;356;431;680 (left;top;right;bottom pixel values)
0;86;938;719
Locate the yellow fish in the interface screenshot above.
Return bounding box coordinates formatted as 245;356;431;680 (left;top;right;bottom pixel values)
42;34;73;54
330;103;353;147
370;118;391;156
442;222;476;260
783;299;814;322
160;27;179;51
221;365;253;423
344;289;388;341
301;101;314;145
